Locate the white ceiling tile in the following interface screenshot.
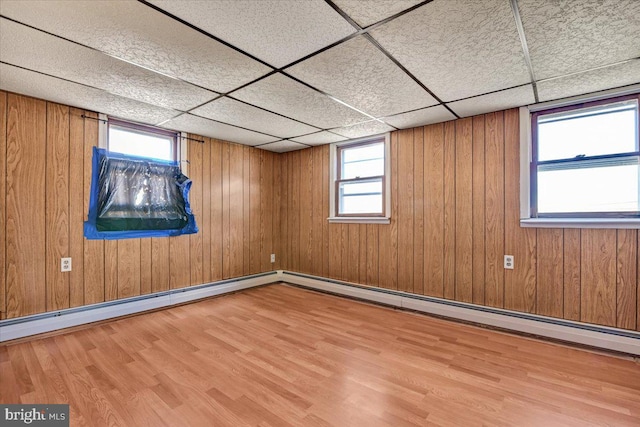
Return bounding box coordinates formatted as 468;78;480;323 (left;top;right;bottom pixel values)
257;141;309;153
0;18;217;112
537;60;640;102
160;114;277;146
519;0;640;80
332;0;425;27
287;36;437;118
0;0;271;93
330;120;394;139
232;73;369;129
370;0;530;102
190;97;319;139
382;105;455;128
290;131;347;145
0;63;178;124
147;0;356;68
447;85;535;117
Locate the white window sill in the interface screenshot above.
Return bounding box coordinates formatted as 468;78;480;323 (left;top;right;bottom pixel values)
520;218;640;229
328;217;390;224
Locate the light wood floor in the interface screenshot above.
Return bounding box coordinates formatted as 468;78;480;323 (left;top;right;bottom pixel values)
1;284;639;426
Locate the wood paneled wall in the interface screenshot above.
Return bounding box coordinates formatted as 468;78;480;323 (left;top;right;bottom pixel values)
278;109;640;332
0;91;279;319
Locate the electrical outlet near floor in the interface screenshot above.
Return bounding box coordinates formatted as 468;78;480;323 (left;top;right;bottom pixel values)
504;255;514;270
270;254;276;263
61;257;72;272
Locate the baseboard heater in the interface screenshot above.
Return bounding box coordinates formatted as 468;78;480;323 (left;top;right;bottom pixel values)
2;270;639;356
280;271;640;356
0;271;277;342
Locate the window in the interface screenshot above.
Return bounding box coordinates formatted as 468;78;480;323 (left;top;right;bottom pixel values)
529;93;639;221
108;119;178;161
84;119;197;239
330;134;390;223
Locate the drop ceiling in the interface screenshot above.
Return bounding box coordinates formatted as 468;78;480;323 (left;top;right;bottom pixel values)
0;0;638;153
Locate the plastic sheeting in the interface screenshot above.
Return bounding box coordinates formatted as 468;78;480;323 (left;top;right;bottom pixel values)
84;147;198;239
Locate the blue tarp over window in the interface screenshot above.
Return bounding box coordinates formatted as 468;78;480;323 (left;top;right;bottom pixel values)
84;147;198;239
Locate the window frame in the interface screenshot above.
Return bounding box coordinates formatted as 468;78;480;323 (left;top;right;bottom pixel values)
329;134;391;224
520;88;640;228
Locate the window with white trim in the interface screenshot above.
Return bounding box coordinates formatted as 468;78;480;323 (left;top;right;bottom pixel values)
329;134;390;223
108;118;178;161
530;93;639;219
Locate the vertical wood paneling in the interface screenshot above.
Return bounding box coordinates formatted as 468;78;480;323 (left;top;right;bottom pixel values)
68;109;85;308
210;140;223;281
366;224;379;287
455;118;473;303
243;146;251;275
82;111;104;305
471;115;485;305
378;132;398;290
279;153;289;270
340;224;349;281
536;229;563;318
201;138;212;283
169;234;191;289
423;123;444;297
413;127;424;296
616;229;637;330
6;94;47;318
268;152;279;270
290;151;300;272
443;122;456;300
139;238;152;295
397;128;414;293
638;231;640;332
189;138;204;285
250;148;261;274
321;145;330;278
563;229;581;321
117;239;140;299
484;111;505;308
0;92;6;318
222;142;231;279
347;224;359;283
45;103;70;311
358;224;367;285
299;149;313;274
104;240;118;301
229;144;244;277
311;147;323;275
151;238;170;293
581;229;617;327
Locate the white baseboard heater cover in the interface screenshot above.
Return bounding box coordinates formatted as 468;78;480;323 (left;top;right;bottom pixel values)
280;271;640;356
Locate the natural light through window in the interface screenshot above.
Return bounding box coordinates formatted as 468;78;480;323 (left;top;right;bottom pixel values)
108;121;176;162
532;95;639;217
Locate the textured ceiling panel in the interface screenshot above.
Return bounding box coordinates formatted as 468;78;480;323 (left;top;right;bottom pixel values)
0;63;178;125
519;0;640;80
0;0;271;93
190;97;319;139
232;73;369;129
290;131;347;145
447;85;535;117
159;114;277;146
330;120;395;139
332;0;425;27
287;36;437;117
148;0;356;68
256;140;309;153
537;60;640;102
382;105;455;129
0;18;217;112
370;0;530;102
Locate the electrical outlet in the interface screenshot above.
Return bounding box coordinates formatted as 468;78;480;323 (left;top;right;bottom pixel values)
270;254;276;263
504;255;514;270
61;257;72;272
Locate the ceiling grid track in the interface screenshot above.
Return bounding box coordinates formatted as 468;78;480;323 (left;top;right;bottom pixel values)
509;0;539;103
